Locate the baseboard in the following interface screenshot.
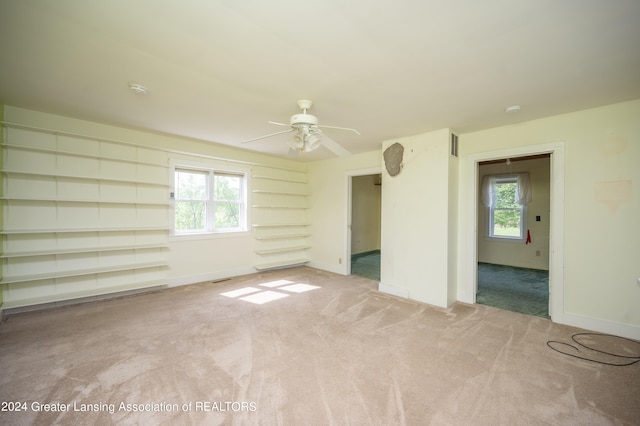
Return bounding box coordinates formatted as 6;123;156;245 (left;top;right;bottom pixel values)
306;261;347;276
1;285;166;316
167;267;257;288
351;249;381;259
378;282;409;299
557;311;640;341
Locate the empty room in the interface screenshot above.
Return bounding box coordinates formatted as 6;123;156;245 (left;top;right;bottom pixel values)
1;1;639;425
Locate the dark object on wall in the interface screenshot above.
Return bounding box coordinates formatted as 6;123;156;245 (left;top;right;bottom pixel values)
384;142;404;177
451;133;458;157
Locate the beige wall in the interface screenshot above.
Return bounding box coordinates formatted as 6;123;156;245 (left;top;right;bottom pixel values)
380;129;456;307
458;99;640;335
307;152;381;273
478;157;550;270
351;174;381;255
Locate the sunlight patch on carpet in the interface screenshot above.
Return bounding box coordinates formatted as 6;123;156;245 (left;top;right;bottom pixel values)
221;279;321;304
239;290;290;304
260;279;296;288
278;283;320;293
220;287;261;298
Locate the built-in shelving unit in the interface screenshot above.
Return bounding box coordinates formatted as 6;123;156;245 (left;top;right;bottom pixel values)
251;167;310;271
1;124;170;309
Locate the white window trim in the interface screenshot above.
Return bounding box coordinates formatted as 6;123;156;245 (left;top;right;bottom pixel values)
485;175;528;243
169;158;251;240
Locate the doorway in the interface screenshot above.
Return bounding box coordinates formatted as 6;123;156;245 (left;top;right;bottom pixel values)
476;154;550;317
463;142;565;322
346;169;382;280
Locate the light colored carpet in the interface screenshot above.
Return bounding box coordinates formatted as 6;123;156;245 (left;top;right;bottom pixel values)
1;267;638;425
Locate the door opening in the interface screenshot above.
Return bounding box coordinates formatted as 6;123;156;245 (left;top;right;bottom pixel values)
346;169;382;280
476;154;550;318
463;142;565;322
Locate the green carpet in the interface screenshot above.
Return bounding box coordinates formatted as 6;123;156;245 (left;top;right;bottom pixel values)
351;250;380;281
350;255;548;318
477;262;549;318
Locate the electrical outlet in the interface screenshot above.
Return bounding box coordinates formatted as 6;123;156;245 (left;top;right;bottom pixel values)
338;258;342;264
535;250;541;256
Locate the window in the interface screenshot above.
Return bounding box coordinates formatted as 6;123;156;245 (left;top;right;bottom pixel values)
173;165;248;235
481;173;531;241
488;177;524;239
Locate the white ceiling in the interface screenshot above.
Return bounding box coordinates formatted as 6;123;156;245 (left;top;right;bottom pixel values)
1;1;639;160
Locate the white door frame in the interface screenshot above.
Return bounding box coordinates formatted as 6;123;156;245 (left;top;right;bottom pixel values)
464;141;565;321
344;167;382;275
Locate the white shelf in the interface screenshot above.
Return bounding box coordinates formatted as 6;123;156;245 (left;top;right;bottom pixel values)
252;175;308;184
252;223;310;228
255;245;311;255
0;261;168;285
2;143;169;169
0;227;170;235
1;197;169;206
253;258;309;271
1;169;170;187
0;244;168;259
254;233;310;240
252;190;307;196
252;204;306;209
0;125;173;309
251;168;310;270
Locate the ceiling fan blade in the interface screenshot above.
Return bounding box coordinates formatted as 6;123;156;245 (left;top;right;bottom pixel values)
321;135;351;157
318;124;361;136
268;121;289;127
242;129;294;144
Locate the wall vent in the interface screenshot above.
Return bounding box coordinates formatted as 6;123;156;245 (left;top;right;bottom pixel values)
450;133;459;157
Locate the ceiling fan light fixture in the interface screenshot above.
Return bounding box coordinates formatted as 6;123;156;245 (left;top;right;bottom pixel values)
304;134;322;152
289;134;305;150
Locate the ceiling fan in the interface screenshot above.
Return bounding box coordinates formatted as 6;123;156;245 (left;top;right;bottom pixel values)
242;100;359;157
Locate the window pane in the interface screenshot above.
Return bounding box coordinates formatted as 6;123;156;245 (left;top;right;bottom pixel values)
215;202;240;229
494;181;518;208
173;166;246;235
214;174;240;201
493;209;521;237
175;200;206;231
176;170;207;200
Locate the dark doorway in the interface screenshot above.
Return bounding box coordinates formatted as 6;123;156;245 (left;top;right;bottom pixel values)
350;174;381;281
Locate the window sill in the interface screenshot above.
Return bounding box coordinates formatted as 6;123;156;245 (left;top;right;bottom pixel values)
484;235;525;244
